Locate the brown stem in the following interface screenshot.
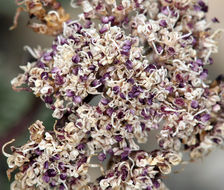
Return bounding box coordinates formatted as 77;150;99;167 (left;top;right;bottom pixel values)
0;98;42;151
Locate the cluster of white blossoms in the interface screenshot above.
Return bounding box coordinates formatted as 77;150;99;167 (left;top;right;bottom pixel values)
3;0;224;189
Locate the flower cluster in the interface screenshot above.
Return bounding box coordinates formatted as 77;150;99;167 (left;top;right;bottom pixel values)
95;150;181;190
4;0;224;189
3;121;181;190
12;22;150;119
3;121;91;190
75;0;159;24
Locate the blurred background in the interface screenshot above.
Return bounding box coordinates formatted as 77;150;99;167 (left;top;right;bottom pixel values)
0;0;224;189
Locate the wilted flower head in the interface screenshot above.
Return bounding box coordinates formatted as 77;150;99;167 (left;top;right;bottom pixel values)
10;0;70;35
4;0;224;189
3;121;92;190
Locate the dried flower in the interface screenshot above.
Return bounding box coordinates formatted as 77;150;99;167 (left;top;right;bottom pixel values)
3;0;224;189
10;0;70;35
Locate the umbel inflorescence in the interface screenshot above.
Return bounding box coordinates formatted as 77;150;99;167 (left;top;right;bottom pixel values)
3;0;224;189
